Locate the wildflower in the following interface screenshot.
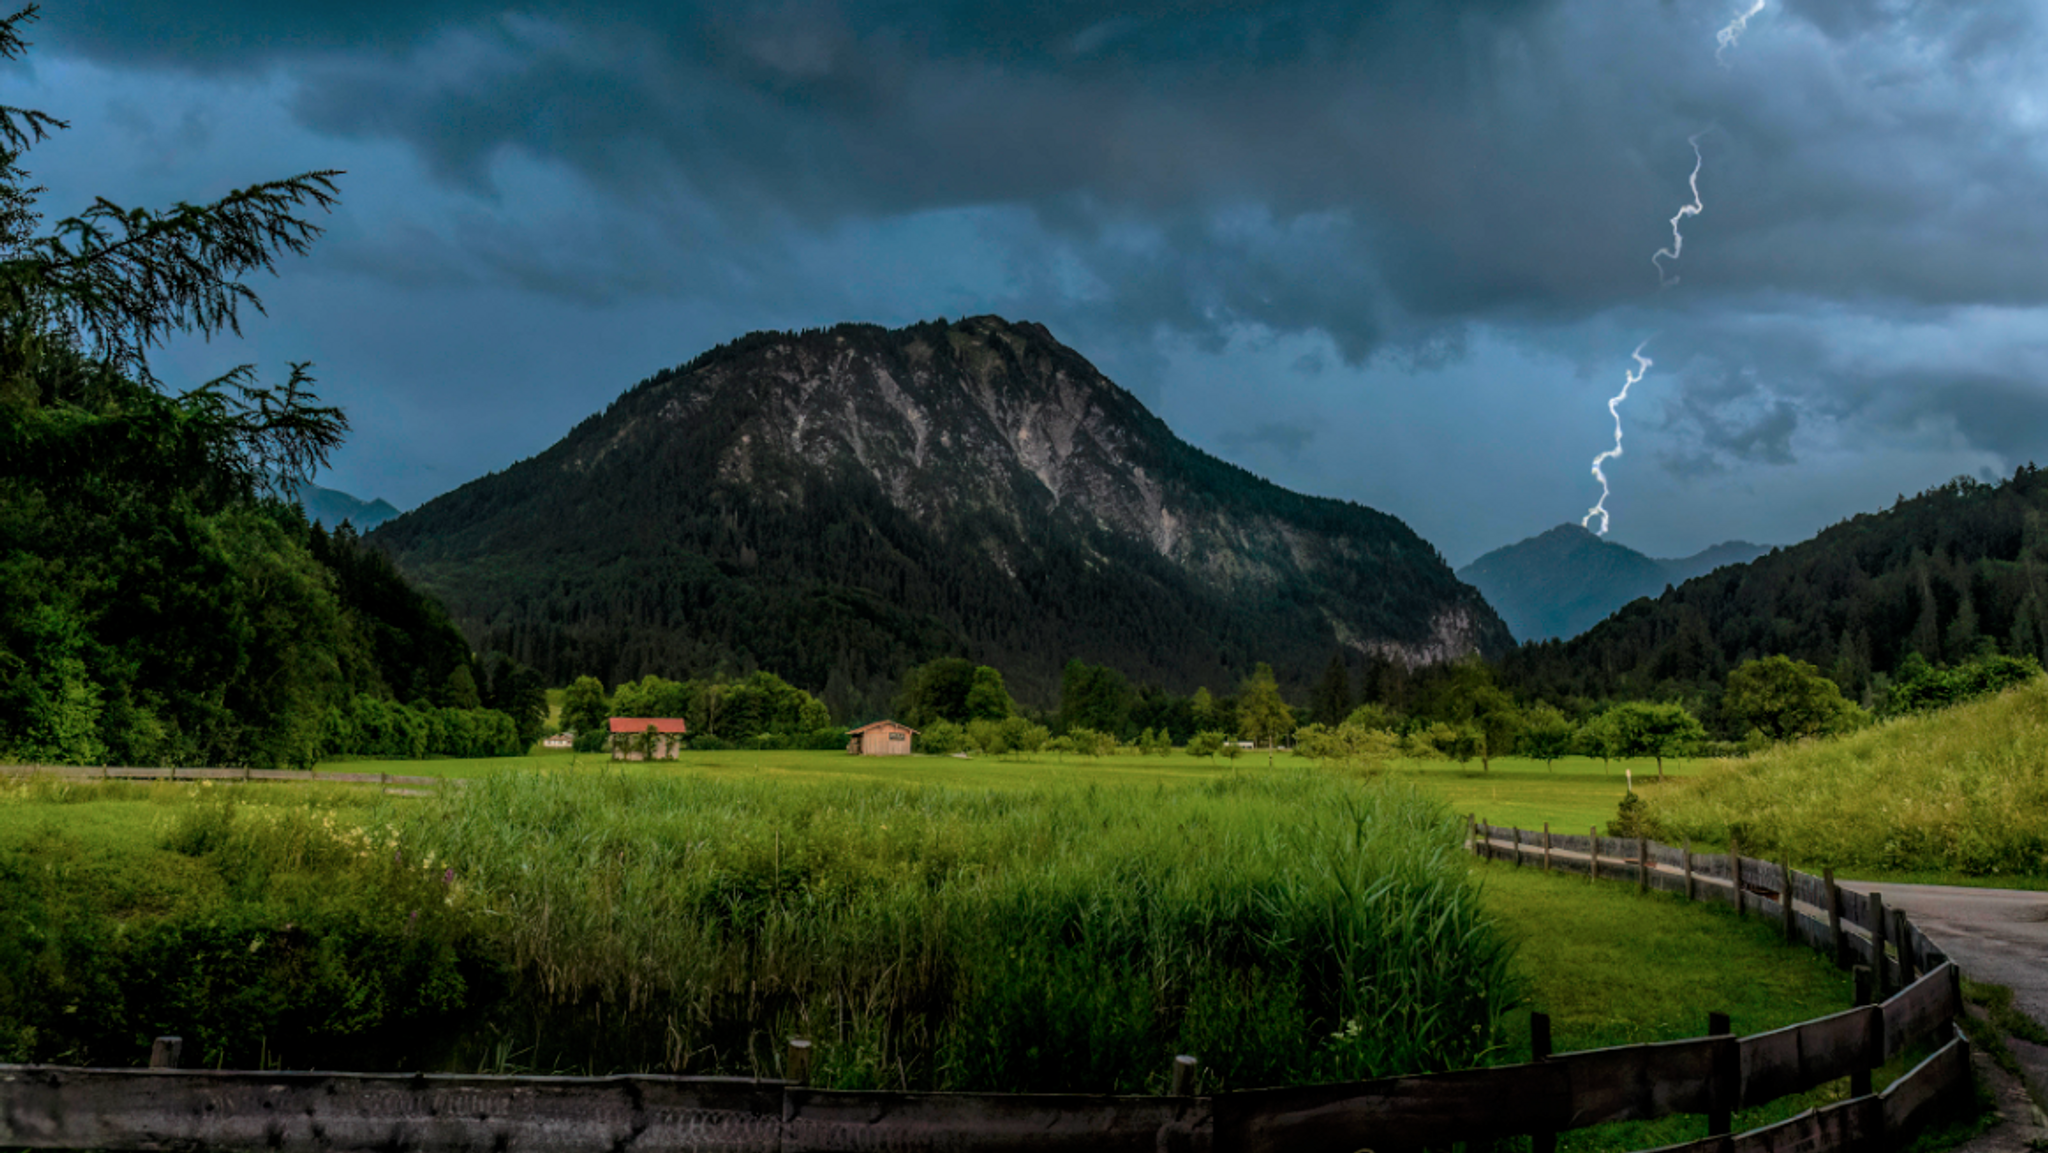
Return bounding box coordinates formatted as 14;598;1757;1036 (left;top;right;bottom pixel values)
442;867;455;885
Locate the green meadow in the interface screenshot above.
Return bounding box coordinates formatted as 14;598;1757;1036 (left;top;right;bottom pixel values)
320;745;1651;833
2;754;1862;1114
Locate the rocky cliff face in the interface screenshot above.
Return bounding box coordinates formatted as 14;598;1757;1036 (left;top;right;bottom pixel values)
373;316;1509;698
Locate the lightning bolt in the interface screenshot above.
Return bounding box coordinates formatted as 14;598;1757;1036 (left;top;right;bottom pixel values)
1715;0;1767;67
1582;0;1766;537
1583;341;1653;536
1651;133;1707;288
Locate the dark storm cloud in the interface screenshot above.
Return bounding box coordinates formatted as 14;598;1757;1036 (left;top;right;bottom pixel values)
1656;360;1799;477
47;0;2048;371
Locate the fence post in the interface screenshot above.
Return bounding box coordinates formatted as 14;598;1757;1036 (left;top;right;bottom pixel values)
1513;825;1524;867
1825;867;1844;967
1684;840;1695;901
1590;827;1600;882
1891;908;1914;984
1729;839;1744;917
1780;852;1795;944
149;1036;183;1069
1478;816;1489;862
1543;822;1552;873
1708;1011;1734;1137
1170;1054;1198;1096
1638;837;1649;894
786;1037;812;1086
1530;1012;1557;1153
1851;966;1875;1098
1868;892;1889;1000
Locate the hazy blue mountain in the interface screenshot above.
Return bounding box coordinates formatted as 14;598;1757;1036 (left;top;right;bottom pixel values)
1458;524;1769;643
288;479;400;530
369;315;1512;704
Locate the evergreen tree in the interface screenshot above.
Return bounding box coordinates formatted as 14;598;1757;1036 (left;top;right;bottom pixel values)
1310;652;1353;725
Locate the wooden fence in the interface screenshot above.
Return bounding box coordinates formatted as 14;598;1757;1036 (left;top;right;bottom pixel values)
0;823;1972;1153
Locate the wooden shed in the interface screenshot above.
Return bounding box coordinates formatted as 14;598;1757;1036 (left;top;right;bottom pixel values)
609;716;688;761
846;720;918;756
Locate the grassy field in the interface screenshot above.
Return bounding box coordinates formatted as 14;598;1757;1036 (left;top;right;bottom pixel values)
1641;678;2048;881
319;746;1652;833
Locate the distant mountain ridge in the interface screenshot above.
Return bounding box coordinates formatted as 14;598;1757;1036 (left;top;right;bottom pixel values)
288;480;399;531
369;315;1511;705
1458;524;1770;642
1499;469;2048;705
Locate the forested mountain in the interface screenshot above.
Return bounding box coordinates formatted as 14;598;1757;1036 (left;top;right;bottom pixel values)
288;479;399;530
1500;469;2048;706
370;315;1510;708
1458;525;1768;642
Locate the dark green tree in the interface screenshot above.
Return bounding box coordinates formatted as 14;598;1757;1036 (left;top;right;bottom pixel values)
1236;662;1295;765
1594;701;1706;779
1310;652;1352;725
1722;655;1866;743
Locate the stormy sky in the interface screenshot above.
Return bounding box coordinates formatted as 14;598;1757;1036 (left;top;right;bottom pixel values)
14;1;2048;564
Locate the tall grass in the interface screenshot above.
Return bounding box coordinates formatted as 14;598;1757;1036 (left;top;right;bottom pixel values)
1641;678;2048;876
408;769;1520;1091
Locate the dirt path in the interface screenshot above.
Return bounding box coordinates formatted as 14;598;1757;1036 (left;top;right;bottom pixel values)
1836;882;2048;1028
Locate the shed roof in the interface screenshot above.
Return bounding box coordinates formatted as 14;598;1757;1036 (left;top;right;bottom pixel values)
609;717;689;734
846;720;919;735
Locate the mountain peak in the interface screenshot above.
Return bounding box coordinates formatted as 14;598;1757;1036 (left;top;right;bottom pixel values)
1459;526;1770;643
371;315;1512;700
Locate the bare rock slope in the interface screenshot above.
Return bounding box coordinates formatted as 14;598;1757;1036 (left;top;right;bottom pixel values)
372;316;1509;701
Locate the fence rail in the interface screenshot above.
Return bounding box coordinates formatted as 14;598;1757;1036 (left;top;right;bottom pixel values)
0;820;1973;1153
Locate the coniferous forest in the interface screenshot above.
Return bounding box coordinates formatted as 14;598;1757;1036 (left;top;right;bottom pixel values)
1498;468;2048;718
0;11;540;767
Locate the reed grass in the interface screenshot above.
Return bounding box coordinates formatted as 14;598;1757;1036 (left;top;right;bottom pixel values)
410;769;1520;1091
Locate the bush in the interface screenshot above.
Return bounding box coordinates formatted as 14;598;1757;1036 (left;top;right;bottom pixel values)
917;720;966;755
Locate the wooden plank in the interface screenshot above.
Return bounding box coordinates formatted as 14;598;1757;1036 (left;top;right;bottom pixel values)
785;1089;1210;1153
1547;832;1593;854
1880;1032;1968;1136
1883;963;1958;1059
1597;835;1639;862
1741;858;1784;896
248;769;316;781
1557;1036;1723;1126
1791;910;1832;954
388;775;443;787
1649;841;1688;868
105;766;171;779
172;768;247;780
1835;888;1871;932
1729;1098;1878;1153
1215;1062;1567;1151
0;1067;785;1153
1693;874;1738;906
1738;1007;1878;1106
1788;870;1830;914
1547;852;1591;877
319;772;387;784
1689;852;1733;880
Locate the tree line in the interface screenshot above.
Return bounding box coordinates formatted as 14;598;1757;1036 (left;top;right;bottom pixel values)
0;12;541;768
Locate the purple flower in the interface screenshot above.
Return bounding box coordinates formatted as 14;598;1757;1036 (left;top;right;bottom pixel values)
442;867;455;885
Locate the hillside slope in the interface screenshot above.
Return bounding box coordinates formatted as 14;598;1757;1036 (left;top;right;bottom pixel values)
1458;525;1767;642
1641;675;2048;876
1502;469;2048;702
370;316;1509;704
